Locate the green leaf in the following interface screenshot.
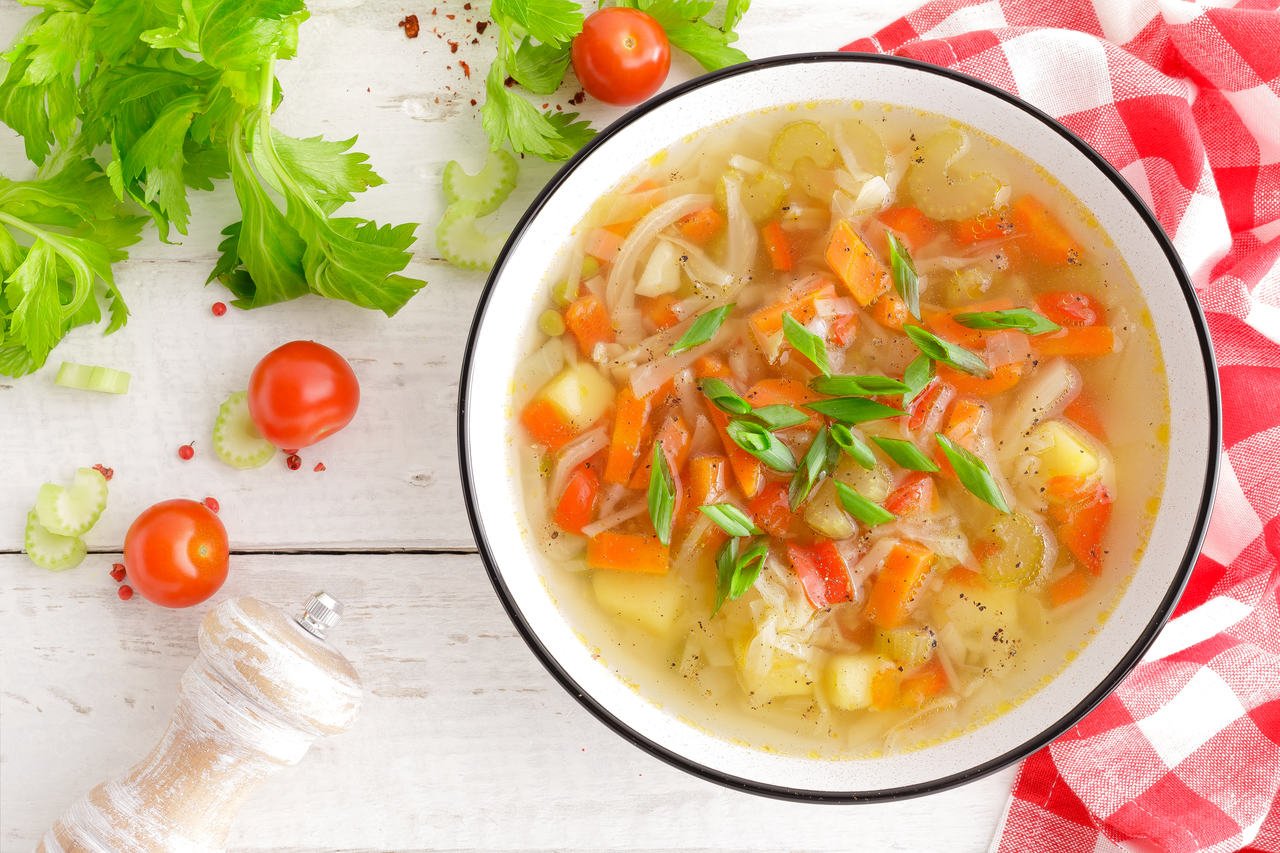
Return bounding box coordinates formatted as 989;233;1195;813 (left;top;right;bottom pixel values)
725;419;796;473
885;231;920;320
789;427;838;510
699;503;762;537
510;38;572;95
872;436;940;472
781;311;830;376
904;324;991;378
936;433;1010;512
811;373;910;396
264;131;385;213
491;0;584;46
829;423;876;469
805;397;905;424
669;303;733;355
198;0;309;73
902;354;933;406
648;440;677;545
121;92;202;238
954;307;1061;336
699;377;752;416
482;64;594;161
640;0;748;71
751;404;809;430
834;482;895;527
722;0;750;31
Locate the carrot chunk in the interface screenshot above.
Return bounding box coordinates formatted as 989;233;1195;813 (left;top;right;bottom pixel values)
1049;568;1091;607
1046;476;1114;575
747;482;796;539
879;206;938;249
826;219;888;306
520;398;577;450
1036;291;1105;327
899;658;949;708
707;406;764;499
553;465;600;534
694;355;732;379
677;207;724;245
787;540;852;609
951;206;1012;244
1011;195;1081;266
629;411;692;489
1034;326;1115;359
687;455;728;512
870;290;908;332
937;360;1025;398
640;294;681;330
883;472;935;516
587;531;669;574
865;541;936;629
604;386;653;484
564;293;615;356
762;220;794;271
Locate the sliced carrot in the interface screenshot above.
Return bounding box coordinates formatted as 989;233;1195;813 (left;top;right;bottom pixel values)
951;206;1012;244
943;397;987;447
694;354;732;379
564;293;615;356
883;472;935;516
944;565;989;591
1049;569;1091;607
879;206;938;249
553;464;600;534
520;398;577;450
1036;291;1105;327
746;377;819;412
899;658;948;708
1064;392;1107;439
640;294;681;331
707;406;764;499
629;411;692;489
787;540;852;609
748;282;837;351
761;220;794;271
585;227;625;261
870;667;900;710
870;290;908;332
687;455;728;512
587;531;669;574
603;386;652;484
1046;476;1114;575
747;482;796;539
937;360;1025;398
1034;326;1115;359
865;541;936;629
825;219;888;306
677;207;724;245
1011;195;1081;266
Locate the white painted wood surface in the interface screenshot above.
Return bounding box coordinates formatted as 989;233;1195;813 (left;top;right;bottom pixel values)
1;1;1020;850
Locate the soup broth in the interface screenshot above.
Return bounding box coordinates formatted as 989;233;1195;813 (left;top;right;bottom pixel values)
511;101;1168;756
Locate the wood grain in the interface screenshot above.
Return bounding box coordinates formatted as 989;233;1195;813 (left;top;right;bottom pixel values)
0;553;1012;852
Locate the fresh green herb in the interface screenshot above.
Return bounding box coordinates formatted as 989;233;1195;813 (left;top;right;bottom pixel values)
789;427;839;510
805;397;905;424
834;482;896;527
954;308;1061;336
617;0;752;72
781;311;830;376
935;433;1010;512
902;354;934;407
713;536;769;616
699;377;753;416
669;303;734;355
829;423;876;470
811;374;911;397
904;325;992;379
885;232;920;320
751;404;810;430
872;436;941;472
0;0;427;376
699;503;762;537
725;419;796;472
647;441;677;545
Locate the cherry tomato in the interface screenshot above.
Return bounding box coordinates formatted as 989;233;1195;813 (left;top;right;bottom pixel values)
248;341;360;449
571;8;670;106
124;500;229;608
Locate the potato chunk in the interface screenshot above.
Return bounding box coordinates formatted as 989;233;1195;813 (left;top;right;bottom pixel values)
539;363;616;432
592;571;685;636
1031;419;1099;481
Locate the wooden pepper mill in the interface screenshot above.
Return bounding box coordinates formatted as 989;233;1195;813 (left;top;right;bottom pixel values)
40;593;362;853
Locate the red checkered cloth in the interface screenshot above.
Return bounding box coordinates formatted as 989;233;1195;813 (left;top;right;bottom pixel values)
843;2;1280;851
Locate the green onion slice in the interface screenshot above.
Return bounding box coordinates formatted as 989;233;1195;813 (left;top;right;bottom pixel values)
903;324;992;378
725;419;796;472
834;481;896;527
805;397;905;424
872;436;940;472
935;433;1010;512
700;503;763;537
782;311;831;376
886;232;921;320
954;308;1060;336
647;441;677;545
669;303;734;355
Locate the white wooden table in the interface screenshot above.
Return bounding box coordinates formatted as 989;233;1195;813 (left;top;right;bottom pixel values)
0;1;1019;849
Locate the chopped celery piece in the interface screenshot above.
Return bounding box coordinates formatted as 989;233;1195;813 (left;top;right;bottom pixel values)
35;467;108;537
442;150;518;215
874;626;937;669
213;391;276;469
54;362;130;394
436;201;507;271
769;121;838;171
24;510;86;572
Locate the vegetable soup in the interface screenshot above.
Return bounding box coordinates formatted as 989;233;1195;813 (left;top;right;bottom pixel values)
511;102;1169;756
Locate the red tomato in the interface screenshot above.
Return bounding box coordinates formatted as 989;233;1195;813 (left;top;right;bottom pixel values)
124;500;229;608
786;541;852;609
248;341;360;449
571;8;671;106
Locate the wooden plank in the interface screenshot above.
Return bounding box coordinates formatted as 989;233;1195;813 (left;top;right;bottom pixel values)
0;552;1011;852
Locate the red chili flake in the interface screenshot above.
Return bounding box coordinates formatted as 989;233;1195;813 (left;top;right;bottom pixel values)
203;496;220;514
178;442;195;461
458;60;471;78
430;7;437;14
469;98;477;106
471;38;479;44
504;76;516;87
286;453;302;471
118;585;134;601
569;90;586;105
110;563;126;582
92;464;114;481
445;13;455;20
398;14;420;38
541;103;549;109
555;104;563;111
448;40;459;53
313;462;327;473
464;2;471;8
476;20;488;34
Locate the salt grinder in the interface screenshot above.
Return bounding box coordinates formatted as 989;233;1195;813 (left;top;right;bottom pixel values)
40;593;362;853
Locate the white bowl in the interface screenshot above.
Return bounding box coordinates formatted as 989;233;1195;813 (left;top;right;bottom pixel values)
458;54;1219;800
